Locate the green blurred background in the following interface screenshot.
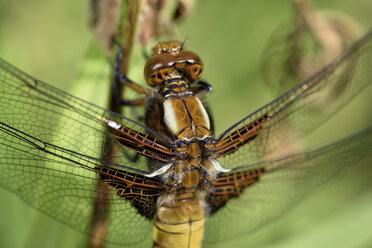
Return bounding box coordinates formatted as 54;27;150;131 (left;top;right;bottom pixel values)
0;0;372;247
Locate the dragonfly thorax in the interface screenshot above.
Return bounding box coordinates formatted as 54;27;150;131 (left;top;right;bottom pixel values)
163;95;211;139
161;156;217;195
160;70;193;98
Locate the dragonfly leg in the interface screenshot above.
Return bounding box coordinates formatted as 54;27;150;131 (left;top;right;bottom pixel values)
117;97;148;106
189;80;213;96
117;97;148;121
113;44;151;121
114;44;151;96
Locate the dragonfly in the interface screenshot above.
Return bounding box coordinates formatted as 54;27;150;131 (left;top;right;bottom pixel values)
0;29;372;247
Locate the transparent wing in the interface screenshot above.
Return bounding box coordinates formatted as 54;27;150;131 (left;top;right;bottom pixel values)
261;21;303;94
216;29;372;169
0;57;171;245
205;125;372;243
261;13;361;95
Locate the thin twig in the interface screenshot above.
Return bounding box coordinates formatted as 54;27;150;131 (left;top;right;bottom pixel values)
89;1;140;248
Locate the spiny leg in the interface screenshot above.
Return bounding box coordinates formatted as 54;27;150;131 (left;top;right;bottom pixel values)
113;44;150;121
114;45;151;96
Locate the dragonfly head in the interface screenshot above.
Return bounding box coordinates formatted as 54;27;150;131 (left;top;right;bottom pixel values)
144;41;204;87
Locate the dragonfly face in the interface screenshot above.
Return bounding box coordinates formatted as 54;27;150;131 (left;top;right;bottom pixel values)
0;29;372;248
144;41;203;86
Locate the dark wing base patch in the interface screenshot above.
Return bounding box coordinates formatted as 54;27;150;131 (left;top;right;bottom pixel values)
98;166;164;219
206;168;264;214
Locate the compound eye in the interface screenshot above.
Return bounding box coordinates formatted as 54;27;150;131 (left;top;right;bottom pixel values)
178;51;203;81
144;54;174;86
148;67;173;86
191;64;202;76
186;63;203;81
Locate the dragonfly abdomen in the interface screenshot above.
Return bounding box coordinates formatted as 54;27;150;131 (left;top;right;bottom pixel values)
153;192;205;248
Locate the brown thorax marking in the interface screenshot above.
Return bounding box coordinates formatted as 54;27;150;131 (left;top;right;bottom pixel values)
162;71;211;140
161;158;216;195
157;67;214;194
141;42;217;195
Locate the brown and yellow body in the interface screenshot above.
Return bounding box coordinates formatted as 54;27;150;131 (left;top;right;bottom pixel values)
153;193;205;248
145;65;214;247
107;41;259;247
105;41;262;247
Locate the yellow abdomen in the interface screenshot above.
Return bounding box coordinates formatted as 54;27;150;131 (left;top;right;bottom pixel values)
153;193;205;248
